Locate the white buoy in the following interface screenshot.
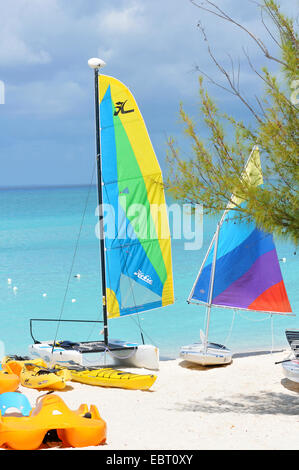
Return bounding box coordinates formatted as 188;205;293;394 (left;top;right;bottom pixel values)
42;293;47;297
7;278;12;285
88;57;106;69
71;298;76;303
12;286;18;294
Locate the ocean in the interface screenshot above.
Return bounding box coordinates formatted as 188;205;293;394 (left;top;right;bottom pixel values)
0;185;297;359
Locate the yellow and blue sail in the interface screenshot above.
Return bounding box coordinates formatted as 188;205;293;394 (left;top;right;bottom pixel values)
99;75;174;319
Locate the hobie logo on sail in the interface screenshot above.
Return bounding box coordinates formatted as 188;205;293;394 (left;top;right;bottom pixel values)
114;100;134;116
134;270;153;285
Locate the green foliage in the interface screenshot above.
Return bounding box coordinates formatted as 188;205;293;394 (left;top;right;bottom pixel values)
167;0;299;243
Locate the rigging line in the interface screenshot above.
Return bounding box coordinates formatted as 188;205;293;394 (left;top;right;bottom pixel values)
102;181;159;347
116;249;159;346
85;182;108;342
270;314;274;356
52;162;97;351
107;187;146;344
101;183;141;334
236;310;271;322
223;308;237;346
193;220;274;301
132;321;157;347
103;183;143;334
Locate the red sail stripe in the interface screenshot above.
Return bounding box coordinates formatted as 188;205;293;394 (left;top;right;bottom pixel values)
248;280;292;313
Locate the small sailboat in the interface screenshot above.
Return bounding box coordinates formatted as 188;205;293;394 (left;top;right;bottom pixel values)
180;146;293;366
285;329;299;359
282;360;299;383
29;59;174;370
281;329;299;383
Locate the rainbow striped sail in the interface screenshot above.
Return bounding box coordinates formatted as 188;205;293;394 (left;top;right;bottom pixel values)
188;146;292;314
99;75;174;319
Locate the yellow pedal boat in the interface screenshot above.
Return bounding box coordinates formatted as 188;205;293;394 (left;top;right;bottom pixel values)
0;367;20;394
58;365;157;390
0;393;107;450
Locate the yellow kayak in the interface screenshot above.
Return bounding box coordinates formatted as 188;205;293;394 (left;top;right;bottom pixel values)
2;356;48;376
2;356;72;390
18;363;71;391
59;366;157;390
20;363;71;390
2;356;71;391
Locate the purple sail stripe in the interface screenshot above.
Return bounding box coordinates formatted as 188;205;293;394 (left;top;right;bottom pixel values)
212;249;283;309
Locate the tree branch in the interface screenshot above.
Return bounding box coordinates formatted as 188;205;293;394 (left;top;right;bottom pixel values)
190;0;289;67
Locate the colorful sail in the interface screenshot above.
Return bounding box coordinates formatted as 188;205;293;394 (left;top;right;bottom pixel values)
189;147;292;314
99;75;174;318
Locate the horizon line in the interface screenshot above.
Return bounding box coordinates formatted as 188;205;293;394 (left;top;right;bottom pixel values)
0;183;97;191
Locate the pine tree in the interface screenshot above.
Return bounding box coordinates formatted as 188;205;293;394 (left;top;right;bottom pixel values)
167;0;299;243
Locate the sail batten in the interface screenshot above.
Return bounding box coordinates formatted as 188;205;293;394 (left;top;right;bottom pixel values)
189;146;292;315
99;75;174;319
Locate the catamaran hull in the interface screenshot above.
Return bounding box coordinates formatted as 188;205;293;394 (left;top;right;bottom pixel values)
282;360;299;383
28;342;159;371
180;342;232;366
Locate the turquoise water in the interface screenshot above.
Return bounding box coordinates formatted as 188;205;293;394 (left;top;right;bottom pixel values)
0;186;297;358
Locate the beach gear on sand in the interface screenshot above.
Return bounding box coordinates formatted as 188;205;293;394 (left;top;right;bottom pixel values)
2;356;71;390
0;392;32;416
19;363;71;390
282;360;299;383
29;65;175;371
181;146;293;366
0;393;107;450
2;356;48;376
279;330;299;383
56;365;156;390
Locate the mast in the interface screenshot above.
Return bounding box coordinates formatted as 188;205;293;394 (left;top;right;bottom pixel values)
203;222;220;353
88;58;108;346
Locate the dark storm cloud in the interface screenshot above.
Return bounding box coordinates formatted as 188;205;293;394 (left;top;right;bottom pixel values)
0;0;295;186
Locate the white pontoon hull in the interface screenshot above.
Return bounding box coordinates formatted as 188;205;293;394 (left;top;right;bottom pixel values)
29;341;159;371
282;360;299;383
180;342;232;366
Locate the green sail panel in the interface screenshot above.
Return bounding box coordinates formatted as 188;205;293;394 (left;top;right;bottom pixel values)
99;75;174;318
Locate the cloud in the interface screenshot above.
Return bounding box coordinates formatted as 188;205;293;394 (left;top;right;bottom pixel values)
99;3;146;35
0;0;296;186
0;1;53;66
7;79;87;116
0;33;51;66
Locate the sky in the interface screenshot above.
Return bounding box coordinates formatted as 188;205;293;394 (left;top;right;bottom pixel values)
0;0;295;187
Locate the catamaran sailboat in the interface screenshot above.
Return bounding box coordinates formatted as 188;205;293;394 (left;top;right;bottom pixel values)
29;58;174;370
180;146;293;366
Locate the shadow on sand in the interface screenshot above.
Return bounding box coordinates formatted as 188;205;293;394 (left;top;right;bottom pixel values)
174;353;298;416
178;360;232;371
173;388;299;416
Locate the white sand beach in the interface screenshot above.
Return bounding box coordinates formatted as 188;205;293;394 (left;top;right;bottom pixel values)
2;350;298;451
